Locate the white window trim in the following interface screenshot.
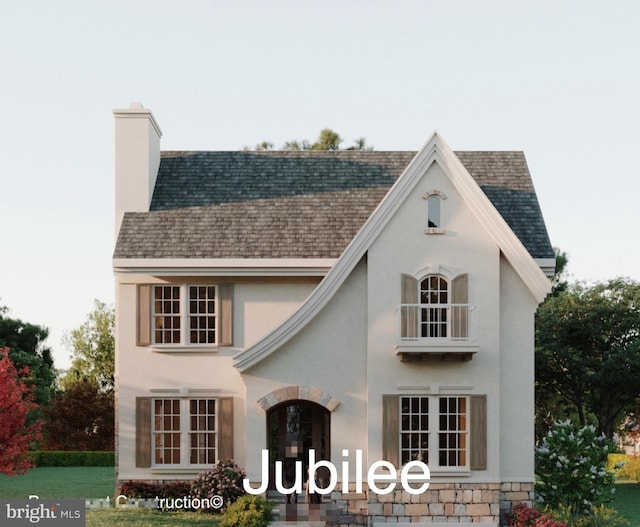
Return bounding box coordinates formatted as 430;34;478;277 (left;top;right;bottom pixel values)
151;397;219;470
399;395;470;474
422;189;446;234
151;284;218;349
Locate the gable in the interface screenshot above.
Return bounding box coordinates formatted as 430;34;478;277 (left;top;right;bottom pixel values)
114;150;553;261
233;133;553;371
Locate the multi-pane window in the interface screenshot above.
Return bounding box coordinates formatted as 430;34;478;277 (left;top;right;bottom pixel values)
420;276;448;338
400;395;468;469
153;398;217;466
153;287;181;344
189;286;216;344
189;399;217;464
438;397;467;467
153;399;181;464
400;396;429;464
152;285;217;345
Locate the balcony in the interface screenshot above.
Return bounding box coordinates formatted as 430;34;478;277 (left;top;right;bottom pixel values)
395;303;479;362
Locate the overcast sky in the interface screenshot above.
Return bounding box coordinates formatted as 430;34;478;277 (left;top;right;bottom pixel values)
1;0;639;370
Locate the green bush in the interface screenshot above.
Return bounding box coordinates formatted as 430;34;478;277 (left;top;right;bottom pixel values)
536;421;615;515
29;451;115;466
220;495;273;527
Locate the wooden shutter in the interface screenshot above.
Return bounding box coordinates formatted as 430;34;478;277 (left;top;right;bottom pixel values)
382;395;399;466
218;397;234;461
451;273;468;339
400;274;418;339
470;395;487;470
135;397;152;468
137;285;151;346
218;284;234;347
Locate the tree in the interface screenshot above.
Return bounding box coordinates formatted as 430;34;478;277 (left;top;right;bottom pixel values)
536;278;640;438
62;300;114;393
0;304;55;410
0;347;42;475
41;378;114;451
249;128;373;151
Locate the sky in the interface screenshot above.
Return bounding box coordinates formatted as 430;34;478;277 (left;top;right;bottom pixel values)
1;0;639;371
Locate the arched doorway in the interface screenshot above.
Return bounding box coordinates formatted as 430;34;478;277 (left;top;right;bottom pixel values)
266;400;330;489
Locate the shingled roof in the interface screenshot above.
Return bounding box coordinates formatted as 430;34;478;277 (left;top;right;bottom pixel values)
114;150;553;260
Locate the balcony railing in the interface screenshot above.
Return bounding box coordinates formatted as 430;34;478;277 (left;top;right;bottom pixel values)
396;304;478;361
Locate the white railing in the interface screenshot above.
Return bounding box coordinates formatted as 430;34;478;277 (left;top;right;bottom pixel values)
398;304;477;342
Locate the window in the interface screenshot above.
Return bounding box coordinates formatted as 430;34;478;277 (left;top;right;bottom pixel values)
153;287;182;344
153;285;216;345
427;195;441;228
399;395;467;469
399;273;472;345
138;283;233;348
188;286;217;344
152;398;217;467
423;190;446;233
136;396;234;469
420;275;448;338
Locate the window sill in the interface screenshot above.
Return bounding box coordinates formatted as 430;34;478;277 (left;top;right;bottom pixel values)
150;466;211;474
424;227;444;235
429;469;471;477
150;345;219;353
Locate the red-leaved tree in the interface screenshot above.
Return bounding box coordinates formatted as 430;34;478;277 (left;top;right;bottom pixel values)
0;346;42;475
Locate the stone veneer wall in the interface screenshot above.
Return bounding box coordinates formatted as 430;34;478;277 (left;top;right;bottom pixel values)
326;482;534;526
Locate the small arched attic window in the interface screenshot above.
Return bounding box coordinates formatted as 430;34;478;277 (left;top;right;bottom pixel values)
422;190;446;234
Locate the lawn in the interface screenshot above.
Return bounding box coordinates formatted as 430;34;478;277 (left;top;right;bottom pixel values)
612;483;640;527
0;466;115;499
86;509;219;527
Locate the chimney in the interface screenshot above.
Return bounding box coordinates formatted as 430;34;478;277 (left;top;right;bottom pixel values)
113;102;162;236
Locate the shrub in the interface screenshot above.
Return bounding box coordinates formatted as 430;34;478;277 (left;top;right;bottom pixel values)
508;503;566;527
536;421;615;514
617;455;640;482
159;480;193;500
29;451;115;466
607;454;629;477
118;480;162;499
191;459;247;512
220;495;273;527
545;504;629;527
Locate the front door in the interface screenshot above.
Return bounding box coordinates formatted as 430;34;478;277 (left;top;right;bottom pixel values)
267;400;330;490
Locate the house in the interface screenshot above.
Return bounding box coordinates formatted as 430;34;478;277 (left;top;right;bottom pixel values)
113;103;554;526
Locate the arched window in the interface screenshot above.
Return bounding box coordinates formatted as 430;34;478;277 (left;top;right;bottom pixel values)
427;195;441;228
420;275;448;338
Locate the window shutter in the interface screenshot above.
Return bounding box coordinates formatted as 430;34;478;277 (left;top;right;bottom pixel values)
382;395;399;466
218;284;234;347
400;274;418;339
137;285;151;346
470;395;487;470
218;397;234;461
136;397;152;468
451;273;468;339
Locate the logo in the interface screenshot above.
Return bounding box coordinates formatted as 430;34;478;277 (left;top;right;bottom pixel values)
1;499;84;526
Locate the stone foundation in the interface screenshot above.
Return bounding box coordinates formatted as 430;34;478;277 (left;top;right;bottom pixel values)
324;481;534;527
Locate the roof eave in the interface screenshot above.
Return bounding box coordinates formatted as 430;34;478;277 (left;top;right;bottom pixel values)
112;257;336;277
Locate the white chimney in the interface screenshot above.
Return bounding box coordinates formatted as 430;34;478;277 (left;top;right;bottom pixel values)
113;102;162;236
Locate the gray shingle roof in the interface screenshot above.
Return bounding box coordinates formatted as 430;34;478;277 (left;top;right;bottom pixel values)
114;150;554;260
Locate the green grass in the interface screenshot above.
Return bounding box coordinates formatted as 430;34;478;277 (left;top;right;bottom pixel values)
86;509;219;527
0;466;115;499
612;482;640;527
